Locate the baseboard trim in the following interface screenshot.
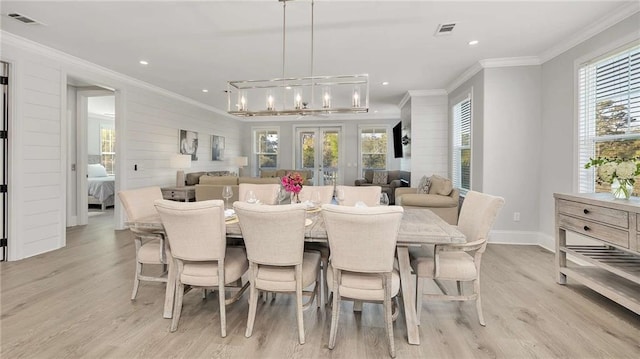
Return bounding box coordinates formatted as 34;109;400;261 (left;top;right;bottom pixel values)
489;230;541;246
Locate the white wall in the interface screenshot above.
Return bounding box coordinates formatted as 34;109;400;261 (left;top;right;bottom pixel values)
2;33;243;260
538;13;640;249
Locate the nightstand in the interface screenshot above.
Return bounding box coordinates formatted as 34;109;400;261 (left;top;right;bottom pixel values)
161;186;196;202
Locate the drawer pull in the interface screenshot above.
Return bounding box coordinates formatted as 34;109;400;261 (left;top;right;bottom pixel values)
583;225;590;231
583;209;589;214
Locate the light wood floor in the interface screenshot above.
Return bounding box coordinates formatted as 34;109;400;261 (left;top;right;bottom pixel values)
1;210;639;358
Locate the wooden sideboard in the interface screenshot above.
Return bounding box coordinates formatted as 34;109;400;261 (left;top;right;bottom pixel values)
554;192;640;314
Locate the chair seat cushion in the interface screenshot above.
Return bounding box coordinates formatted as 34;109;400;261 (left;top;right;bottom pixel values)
255;251;321;291
411;251;477;280
327;263;400;301
138;241;164;264
180;247;249;287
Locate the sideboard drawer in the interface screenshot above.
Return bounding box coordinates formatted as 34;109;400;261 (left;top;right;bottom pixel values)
557;199;628;229
558;214;629;248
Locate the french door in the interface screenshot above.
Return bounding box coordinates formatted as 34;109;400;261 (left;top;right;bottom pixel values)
295;126;342;186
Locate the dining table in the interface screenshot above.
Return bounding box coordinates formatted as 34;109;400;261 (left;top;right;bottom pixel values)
129;207;465;346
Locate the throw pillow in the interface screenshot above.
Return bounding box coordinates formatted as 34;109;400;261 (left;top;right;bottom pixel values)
416;175;431;194
372;171;388;184
88;164;108;177
428;175;453;196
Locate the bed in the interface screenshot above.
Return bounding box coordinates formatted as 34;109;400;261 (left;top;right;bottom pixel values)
88;163;115;210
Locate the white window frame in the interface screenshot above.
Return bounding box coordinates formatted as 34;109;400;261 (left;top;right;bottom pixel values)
358;125;390;176
252;127;279;176
99;123;115;175
451;93;472;193
577;41;640;193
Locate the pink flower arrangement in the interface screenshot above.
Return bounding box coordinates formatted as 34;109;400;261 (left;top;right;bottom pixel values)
281;172;304;194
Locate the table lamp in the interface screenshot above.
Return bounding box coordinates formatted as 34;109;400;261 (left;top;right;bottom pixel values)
236;156;248;177
170;154;192;187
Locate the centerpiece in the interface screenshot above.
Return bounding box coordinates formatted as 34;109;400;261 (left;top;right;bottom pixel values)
281;172;304;203
584;157;640;199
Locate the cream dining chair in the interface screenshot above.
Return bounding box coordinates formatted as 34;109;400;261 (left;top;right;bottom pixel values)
238;183;280;205
298;185;335;305
335;185;381;206
234;202;321;345
321;204;404;358
154;199;249;336
118;186;169;300
410;190;504;326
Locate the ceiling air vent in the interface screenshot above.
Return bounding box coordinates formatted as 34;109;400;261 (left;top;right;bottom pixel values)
7;13;40;24
435;23;457;36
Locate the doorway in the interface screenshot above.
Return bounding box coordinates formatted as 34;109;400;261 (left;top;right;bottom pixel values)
294;126;343;186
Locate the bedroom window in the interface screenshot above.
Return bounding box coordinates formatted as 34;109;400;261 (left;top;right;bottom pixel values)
578;42;640;196
100;125;115;175
254;128;278;175
452;95;471;192
359;126;388;176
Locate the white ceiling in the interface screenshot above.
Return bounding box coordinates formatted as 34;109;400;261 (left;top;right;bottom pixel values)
2;1;638;118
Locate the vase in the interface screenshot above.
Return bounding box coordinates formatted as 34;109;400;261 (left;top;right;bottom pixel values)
291;192;301;203
611;178;633;199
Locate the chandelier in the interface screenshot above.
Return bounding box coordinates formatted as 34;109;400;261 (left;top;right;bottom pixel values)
227;0;369;117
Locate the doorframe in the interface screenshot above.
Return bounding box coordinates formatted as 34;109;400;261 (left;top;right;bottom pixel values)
76;89;115;226
292;124;345;185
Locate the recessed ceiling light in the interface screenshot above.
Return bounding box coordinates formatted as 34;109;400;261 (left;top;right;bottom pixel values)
285;86;292;90
381;81;389;86
468;40;479;46
374;110;379;113
202;89;209;93
139;60;149;65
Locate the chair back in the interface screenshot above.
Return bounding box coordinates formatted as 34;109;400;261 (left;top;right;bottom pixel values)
457;191;505;250
118;186;163;221
234;202;307;266
336;185;381;206
321;204;403;273
238;183;280;205
298;185;334;205
154;200;226;261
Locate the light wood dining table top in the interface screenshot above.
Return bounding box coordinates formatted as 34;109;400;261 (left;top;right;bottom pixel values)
128;206;465;346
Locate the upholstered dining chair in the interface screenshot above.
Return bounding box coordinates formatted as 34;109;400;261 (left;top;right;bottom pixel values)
154;199;249;336
321;204;404;358
118;186;169;300
298;185;335;305
238;183;280;205
335;185;381;206
410;190;504;326
234;202;321;345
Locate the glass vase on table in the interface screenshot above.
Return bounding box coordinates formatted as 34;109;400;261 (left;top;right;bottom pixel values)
222;185;233;209
277;186;289;204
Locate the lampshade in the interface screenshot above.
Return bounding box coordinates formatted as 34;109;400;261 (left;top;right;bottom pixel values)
235;156;248;167
170;154;192;169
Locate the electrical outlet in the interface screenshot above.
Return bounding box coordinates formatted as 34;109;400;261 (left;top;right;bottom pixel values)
513;212;521;222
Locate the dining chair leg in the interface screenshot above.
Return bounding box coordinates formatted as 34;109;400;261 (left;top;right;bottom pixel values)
316;266;322;309
170;281;185;332
384;273;396;358
218;277;227;337
474;278;486;326
295;265;305;344
353;300;363;312
457;281;463;295
321;256;329;306
416;276;424;324
328;270;341;350
245;266;259;338
131;261;141;300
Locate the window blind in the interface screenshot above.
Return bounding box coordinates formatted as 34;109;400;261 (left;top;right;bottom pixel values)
452;96;471;190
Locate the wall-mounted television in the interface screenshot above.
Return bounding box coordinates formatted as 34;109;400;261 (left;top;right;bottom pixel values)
393;121;403;158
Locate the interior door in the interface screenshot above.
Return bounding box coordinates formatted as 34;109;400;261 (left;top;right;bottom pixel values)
295;126;341;186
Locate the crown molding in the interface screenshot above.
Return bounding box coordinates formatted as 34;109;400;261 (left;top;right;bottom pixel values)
479;56;541;68
1;30;236;120
398;92;411;108
445;61;483;94
398;89;447;108
539;2;640;63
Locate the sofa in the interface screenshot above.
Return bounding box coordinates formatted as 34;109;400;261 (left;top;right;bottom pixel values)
185;171;232;186
260;169;314;186
195;175;281;202
394;175;459;224
354;170;410;205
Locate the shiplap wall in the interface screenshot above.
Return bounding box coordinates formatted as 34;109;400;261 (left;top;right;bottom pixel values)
2;33;242;260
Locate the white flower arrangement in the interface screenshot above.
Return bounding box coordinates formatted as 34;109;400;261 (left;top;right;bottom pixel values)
585;157;640;198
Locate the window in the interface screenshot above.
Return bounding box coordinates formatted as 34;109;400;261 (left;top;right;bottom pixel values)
100;125;115;175
254;128;279;174
578;43;640;195
359;126;388;175
452;96;471;191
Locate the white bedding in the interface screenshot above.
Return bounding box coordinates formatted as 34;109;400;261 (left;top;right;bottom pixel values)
88;175;115;202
